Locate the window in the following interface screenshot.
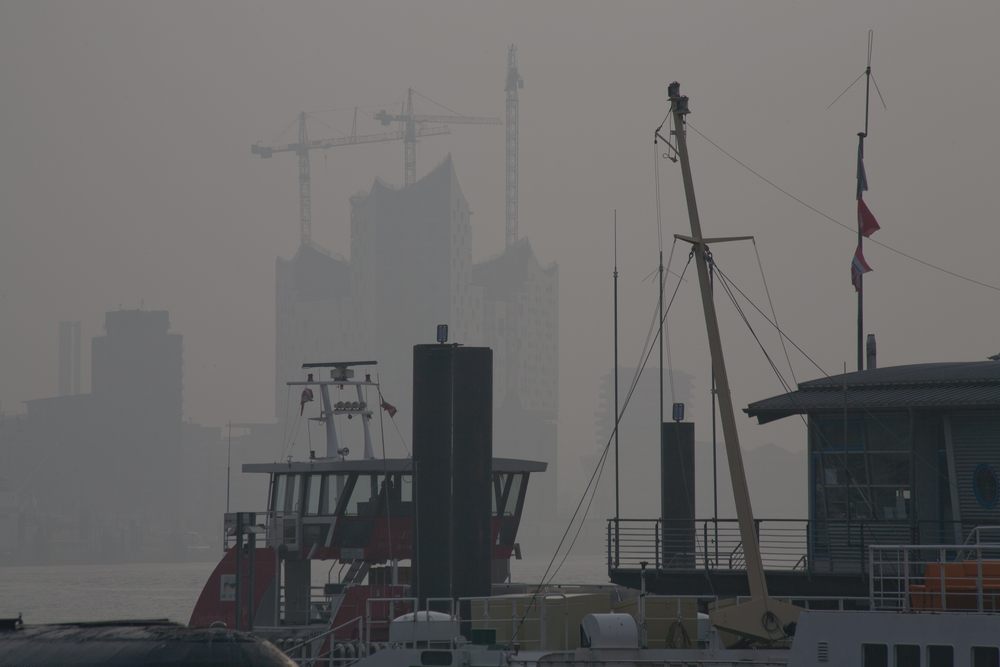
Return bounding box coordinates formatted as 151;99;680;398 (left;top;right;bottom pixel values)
323;474;348;515
974;463;999;509
895;644;920;667
972;647;1000;667
927;646;953;667
863;644;888;667
305;474;322;516
271;474;302;513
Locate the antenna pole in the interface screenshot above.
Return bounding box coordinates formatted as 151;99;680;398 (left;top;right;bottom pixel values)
614;211;620;522
858;31;873;371
226;420;232;514
659;252;664;432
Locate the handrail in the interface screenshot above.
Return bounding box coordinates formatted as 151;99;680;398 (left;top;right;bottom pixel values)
283;615;363;658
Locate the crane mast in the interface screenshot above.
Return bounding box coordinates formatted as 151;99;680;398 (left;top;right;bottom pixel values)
504;45;524;407
297;112;312;247
404;89;417;187
505;45;522;250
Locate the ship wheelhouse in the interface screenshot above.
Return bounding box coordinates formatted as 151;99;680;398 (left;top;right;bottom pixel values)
248;457;544;565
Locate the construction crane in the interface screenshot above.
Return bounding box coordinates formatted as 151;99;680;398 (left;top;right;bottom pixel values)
505;45;523;251
504;45;523;405
374;88;502;187
251;111;450;248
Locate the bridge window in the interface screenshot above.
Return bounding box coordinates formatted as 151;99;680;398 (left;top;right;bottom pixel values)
863;644;887;667
895;644;920;667
322;474;348;515
305;474;322;516
927;646;953;667
270;474;303;513
972;647;999;667
493;473;526;517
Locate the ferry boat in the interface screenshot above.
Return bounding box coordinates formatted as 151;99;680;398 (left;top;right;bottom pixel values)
188;360;546;656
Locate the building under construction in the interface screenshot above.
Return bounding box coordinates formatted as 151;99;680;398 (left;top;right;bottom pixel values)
272;46;559;515
274;155;558;515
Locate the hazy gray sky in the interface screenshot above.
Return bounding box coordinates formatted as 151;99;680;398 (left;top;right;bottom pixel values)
2;2;998;515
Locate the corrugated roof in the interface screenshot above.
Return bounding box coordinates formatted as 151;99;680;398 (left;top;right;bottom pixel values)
745;361;1000;424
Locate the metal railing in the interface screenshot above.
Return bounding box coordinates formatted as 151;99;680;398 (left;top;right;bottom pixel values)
870;541;1000;612
225;510;300;551
607;518;976;574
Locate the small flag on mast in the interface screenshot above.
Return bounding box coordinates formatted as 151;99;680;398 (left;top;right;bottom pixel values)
851;245;873;292
300;387;314;416
858;197;880;237
380;399;397;418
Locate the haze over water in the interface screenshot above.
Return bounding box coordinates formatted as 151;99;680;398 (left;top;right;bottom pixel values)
1;2;998;619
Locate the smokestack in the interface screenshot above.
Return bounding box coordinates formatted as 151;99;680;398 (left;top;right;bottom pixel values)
661;421;695;567
58;322;72;396
866;334;877;370
412;343;492;607
73;322;81;394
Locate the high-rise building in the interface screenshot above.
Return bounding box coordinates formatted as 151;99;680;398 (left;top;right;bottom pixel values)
23;310;183;523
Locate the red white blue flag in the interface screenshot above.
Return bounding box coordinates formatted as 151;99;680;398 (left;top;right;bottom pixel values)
851;245;873;292
300;387;314;415
858;197;880;238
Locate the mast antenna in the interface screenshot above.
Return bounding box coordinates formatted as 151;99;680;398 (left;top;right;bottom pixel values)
667;81;800;643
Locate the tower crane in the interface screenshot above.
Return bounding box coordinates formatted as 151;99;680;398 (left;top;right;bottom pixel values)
251;111;450;248
374;88;502;187
504;45;523;405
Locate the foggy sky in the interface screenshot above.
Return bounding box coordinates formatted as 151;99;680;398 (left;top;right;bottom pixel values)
2;2;998;519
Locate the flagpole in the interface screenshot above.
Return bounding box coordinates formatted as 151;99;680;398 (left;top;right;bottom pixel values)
857;31;873;372
857;134;864;372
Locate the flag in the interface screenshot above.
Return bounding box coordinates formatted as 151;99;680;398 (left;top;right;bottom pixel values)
380;399;397;418
851;245;873;292
858;197;880;237
299;387;314;416
856;139;868;201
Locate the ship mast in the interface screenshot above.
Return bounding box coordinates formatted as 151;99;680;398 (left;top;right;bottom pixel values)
665;82;800;643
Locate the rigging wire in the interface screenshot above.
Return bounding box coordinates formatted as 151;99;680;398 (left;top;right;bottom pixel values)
502;256;694;649
711;257;877;516
685;123;1000;293
267;116;299;148
411;89;468;117
712;256;961;511
518;253;693;600
752;240;797;386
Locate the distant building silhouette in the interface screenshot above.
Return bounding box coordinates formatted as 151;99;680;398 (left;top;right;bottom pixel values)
4;310;190;563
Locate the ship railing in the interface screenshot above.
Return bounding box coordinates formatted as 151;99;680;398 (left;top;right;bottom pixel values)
607;518;810;572
870;541;1000;612
281;615;363;666
276;584;343;626
607;518;970;575
224;510;300;551
364;596;419;648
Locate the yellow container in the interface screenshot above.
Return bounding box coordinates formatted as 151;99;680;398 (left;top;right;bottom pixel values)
470;593;610;650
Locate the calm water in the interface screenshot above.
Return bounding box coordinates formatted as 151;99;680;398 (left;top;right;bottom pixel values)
0;554;609;625
0;561;219;625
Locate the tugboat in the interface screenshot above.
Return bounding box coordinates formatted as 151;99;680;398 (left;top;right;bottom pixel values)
188;360;546;662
